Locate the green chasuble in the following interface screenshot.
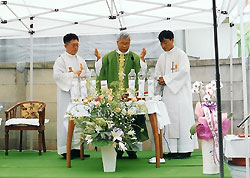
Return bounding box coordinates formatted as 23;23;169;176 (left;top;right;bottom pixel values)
97;50;141;90
97;50;148;142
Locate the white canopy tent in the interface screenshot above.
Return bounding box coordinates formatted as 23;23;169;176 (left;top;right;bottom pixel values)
0;0;248;177
0;0;234;37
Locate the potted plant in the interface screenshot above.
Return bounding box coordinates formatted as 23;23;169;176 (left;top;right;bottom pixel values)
190;80;231;174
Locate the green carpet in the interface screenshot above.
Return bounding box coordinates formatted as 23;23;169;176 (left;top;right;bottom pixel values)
0;150;232;178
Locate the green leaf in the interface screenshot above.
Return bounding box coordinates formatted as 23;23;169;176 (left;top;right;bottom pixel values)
100;132;105;138
100;132;109;139
92;140;113;147
190;124;196;135
227;113;233;118
126;142;139;151
91;133;99;139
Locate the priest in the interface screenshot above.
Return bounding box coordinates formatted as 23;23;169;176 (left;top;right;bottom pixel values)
94;32;148;159
154;30;198;159
53;33;90;158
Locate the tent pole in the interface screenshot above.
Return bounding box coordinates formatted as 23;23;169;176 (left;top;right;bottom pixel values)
212;0;224;177
229;23;234;134
240;11;250;178
29;17;34;150
30;33;33;101
248;4;250;177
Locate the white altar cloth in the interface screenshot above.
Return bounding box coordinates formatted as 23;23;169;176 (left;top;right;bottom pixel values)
224;134;250;158
64;100;170;131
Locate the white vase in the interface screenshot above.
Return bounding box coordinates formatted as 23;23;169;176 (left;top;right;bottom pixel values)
201;139;219;174
101;145;117;172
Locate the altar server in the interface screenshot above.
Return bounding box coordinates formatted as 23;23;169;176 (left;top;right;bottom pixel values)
155;30;198;159
53;33;90;157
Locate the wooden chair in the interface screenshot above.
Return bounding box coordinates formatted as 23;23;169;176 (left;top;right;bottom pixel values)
5;101;46;155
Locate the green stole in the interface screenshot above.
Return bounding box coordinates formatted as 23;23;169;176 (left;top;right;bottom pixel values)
97;50;141;91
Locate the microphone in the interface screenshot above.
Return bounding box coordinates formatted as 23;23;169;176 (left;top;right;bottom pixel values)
131;55;135;68
131;55;134;61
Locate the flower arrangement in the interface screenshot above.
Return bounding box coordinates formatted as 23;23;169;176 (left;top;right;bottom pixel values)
190;80;231;141
71;82;143;152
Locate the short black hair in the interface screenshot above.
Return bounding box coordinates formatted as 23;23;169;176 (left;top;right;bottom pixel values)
158;30;174;42
63;33;79;44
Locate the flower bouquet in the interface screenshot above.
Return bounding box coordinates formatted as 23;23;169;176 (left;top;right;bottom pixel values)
69;81;142;172
190;80;231;174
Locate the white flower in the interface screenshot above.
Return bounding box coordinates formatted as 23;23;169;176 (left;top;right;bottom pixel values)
211;80;216;87
192;81;202;89
110;128;124;142
106;121;115;129
206;89;214;96
192;80;224;102
131;136;137;140
85;134;92;140
95;125;102;133
203;94;211;101
95;101;100;107
127;110;133;115
212;92;217;99
192;88;199;93
128;130;135;136
210;80;223;89
85;135;93;144
121;109;126;115
118;142;127;151
192;81;204;94
205;83;212;91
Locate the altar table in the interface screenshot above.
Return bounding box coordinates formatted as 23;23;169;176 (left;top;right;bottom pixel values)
65;100;170;168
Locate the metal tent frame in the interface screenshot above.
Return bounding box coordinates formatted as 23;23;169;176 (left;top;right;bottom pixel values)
1;0;249;177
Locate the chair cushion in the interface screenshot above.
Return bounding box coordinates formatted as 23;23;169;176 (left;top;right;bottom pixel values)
5;118;49;126
21;103;43;119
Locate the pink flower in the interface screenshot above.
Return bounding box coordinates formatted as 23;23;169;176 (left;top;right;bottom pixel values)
195;116;230;140
195;102;204;118
194;102;231;140
195;117;213;140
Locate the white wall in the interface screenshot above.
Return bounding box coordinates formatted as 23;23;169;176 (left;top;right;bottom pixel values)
185;23;238;59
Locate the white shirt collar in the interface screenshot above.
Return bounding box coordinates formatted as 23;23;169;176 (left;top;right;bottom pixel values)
65;51;77;57
116;49;129;55
166;46;175;54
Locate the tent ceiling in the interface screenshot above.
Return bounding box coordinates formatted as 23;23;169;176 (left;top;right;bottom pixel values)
0;0;242;38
